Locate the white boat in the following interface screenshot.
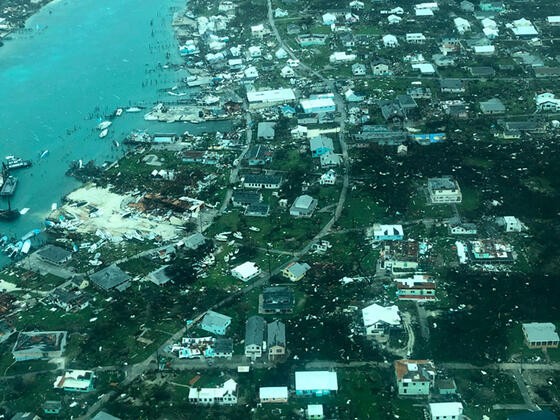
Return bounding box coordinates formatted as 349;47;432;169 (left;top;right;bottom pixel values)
97;120;112;130
233;232;243;240
115;108;123;116
214;234;228;242
248;226;260;232
21;240;31;254
99;128;108;138
126;106;142;113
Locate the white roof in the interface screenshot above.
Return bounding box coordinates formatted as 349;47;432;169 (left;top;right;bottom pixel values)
247;88;296;103
415;8;434;16
474;45;495;53
293;195;315;209
412;63;436;74
523;322;560;343
415;2;438;9
429;402;463;417
259;386;288;399
301;98;336;109
362;303;401;327
295;371;338;391
373;224;404;237
454;17;470;26
481;18;497;28
308;404;324;416
189;379;237;399
548;16;560;23
53;370;94;390
383;34;398;42
231;261;260;279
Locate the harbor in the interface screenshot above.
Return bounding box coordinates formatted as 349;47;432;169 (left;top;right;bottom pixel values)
0;0;202;265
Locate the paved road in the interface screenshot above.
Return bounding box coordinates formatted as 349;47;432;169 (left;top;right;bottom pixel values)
219;112;252;213
512;369;539;410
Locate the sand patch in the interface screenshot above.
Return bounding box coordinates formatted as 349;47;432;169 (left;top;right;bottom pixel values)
61;185;184;241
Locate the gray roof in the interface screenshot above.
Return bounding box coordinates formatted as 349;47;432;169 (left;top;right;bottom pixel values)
245;144;272;161
232;190;262;206
257;122;276;138
309;136;334;152
91;412;121;420
470;66;495;77
36;245;71;264
396;94;418;109
245;315;266;346
428;176;458;191
245;204;270;216
183;232;206;250
262;287;295;310
292;195;315;210
440;78;465;89
480;98;505;113
202;311;232;330
285;262;311;278
90;265;130;291
214;338;233;354
267;320;286;347
244;174;282;185
523;323;559;343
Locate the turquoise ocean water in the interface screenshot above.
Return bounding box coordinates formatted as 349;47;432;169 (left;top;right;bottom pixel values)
0;0;222;264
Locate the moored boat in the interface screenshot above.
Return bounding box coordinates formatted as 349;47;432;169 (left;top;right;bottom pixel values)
99;128;109;138
5;156;32;170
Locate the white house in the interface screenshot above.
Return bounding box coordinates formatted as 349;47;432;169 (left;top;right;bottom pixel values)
395;359;436;395
189;379;238;405
535;92;560;112
281;65;295;78
454;17;471;34
231;262;261;281
428;176;462;203
244;66;259;79
522;323;560;349
406;33;426;44
259;386;289;403
388;14;402;24
383;34;399;48
500;216;526;232
251;24;266;38
548;16;560;26
428;402;463;420
473;45;495;55
295;371;338;396
510;18;538;37
362;303;401;337
248;46;262;58
322;13;337;25
329;52;356;63
320;169;337;185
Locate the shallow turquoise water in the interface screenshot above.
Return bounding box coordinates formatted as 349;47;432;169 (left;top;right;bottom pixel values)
0;0;192;251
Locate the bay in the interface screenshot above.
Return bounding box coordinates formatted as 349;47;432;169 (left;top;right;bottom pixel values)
0;0;215;264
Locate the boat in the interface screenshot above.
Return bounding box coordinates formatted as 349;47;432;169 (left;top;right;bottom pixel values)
214;234;228;242
113;140;120;147
39;149;49;159
126;106;143;113
21;240;31;254
21;228;41;241
5;156;32;170
97;120;112;130
233;232;243;240
115;108;123;116
249;226;261;232
99;128;108;138
0;207;19;221
0;175;18;196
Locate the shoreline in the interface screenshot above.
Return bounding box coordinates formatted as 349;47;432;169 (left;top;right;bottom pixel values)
0;0;187;267
0;0;56;44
